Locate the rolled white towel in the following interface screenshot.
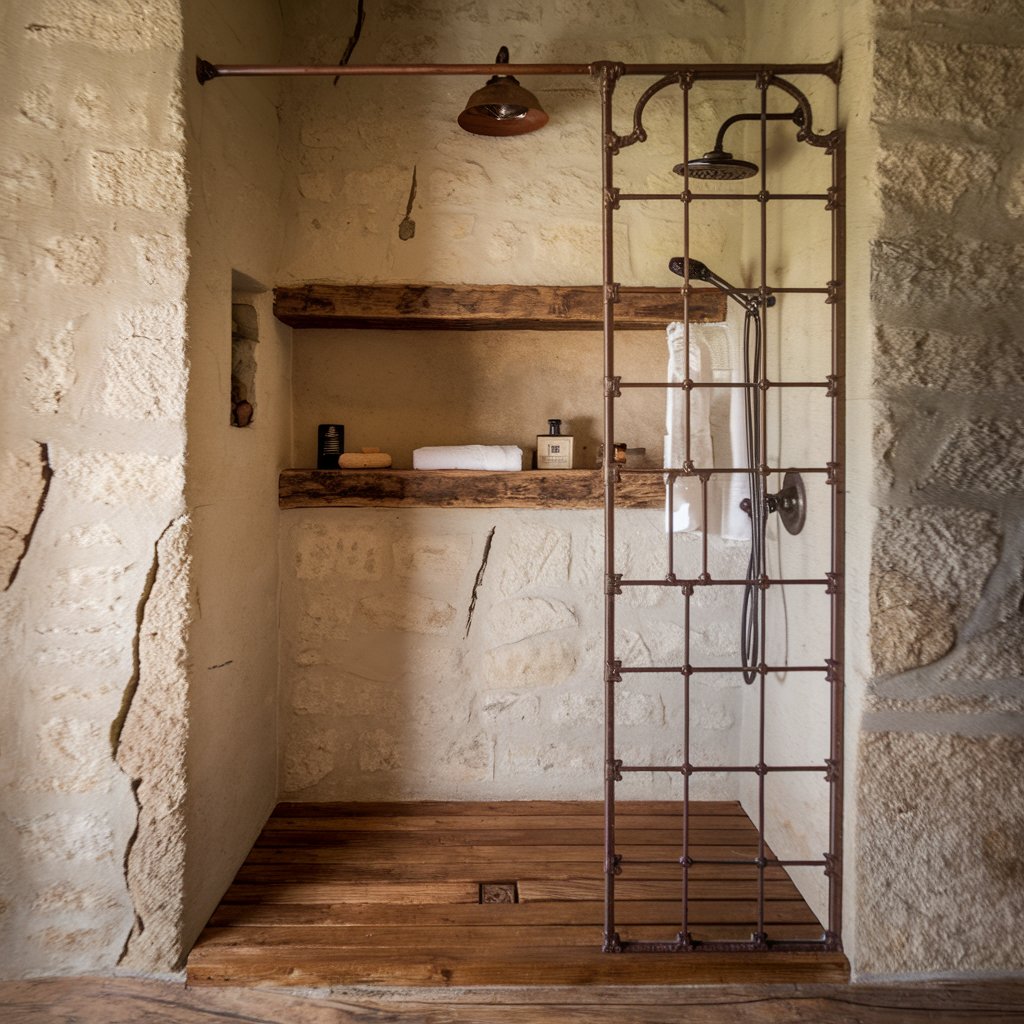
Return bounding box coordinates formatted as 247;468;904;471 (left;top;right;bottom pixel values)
413;445;523;471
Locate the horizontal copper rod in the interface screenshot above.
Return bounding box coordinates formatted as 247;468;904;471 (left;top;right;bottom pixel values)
196;58;841;83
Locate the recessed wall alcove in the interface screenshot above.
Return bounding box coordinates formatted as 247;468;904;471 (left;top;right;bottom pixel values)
180;0;851;981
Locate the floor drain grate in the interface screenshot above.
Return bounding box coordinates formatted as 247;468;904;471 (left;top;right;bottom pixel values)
479;882;519;904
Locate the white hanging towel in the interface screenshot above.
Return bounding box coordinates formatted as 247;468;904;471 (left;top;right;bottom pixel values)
720;326;752;542
413;445;523;471
664;322;714;532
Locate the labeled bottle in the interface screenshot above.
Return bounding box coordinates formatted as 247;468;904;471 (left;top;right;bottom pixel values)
536;418;574;470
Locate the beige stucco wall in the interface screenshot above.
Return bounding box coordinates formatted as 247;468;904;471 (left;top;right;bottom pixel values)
0;0;191;974
179;0;293;954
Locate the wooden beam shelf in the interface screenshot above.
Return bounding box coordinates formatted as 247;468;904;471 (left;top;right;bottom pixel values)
273;283;727;331
279;469;663;510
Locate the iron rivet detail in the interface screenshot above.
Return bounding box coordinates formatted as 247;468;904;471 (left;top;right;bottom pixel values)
757;189;770;204
825;374;838;398
824;758;839;783
605;375;622;398
603;931;624;953
606;759;623;782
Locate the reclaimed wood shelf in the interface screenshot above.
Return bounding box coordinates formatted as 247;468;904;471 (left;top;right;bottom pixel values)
187;800;848;988
274;283;727;330
279;469;663;510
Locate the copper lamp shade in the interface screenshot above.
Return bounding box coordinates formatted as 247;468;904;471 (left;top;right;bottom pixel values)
458;47;548;136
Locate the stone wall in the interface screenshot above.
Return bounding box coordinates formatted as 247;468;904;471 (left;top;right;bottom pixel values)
279;509;748;801
856;0;1024;976
0;0;190;974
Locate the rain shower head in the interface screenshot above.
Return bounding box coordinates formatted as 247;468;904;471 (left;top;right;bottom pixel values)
673;150;759;181
673;107;804;181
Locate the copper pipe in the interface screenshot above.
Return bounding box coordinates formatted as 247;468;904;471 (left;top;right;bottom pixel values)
196;57;842;83
599;63;619;956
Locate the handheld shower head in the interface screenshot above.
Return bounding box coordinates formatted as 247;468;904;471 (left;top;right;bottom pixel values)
667;256;712;282
668;256;775;310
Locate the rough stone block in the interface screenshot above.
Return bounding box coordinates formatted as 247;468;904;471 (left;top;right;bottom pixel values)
393;534;473;578
498;525;571;596
506;741;600;776
483;636;578;689
32;882;122;914
102;304;186;421
15;813;115;863
871;236;1024;319
28;0;183;53
937;615;1024;684
29;717;110;792
877;139;997;215
60;449;184;508
927;419;1024;495
59;523;123;548
443;732;492;781
18;86;59;129
487;596;577;646
480;691;541;723
26;321;77;415
357;592;455;635
874;37;1024;131
1007;158;1024;219
857;731;1024;973
44;234;106;285
358;728;402;772
89;149;186;215
295;524;383;582
282;729;337;791
870;506;1000;676
132;233;188;286
875;325;1024;393
0;153;56;206
552;692;603;725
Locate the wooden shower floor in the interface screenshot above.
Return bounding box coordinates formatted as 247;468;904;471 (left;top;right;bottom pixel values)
187;801;848;987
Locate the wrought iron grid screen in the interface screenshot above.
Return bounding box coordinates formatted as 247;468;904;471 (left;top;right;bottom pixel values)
597;63;845;954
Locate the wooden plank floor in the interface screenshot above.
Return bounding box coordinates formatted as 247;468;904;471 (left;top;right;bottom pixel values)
188;800;849;987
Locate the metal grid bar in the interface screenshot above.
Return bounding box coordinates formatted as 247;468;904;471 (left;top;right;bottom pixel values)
601;64;843;956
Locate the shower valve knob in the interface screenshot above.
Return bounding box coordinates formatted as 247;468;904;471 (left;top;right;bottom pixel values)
738;472;807;535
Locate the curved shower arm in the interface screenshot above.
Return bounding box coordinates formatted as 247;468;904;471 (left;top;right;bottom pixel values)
710;108;802;153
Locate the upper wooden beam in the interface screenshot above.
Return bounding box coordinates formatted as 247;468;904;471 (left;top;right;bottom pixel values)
273;283;727;331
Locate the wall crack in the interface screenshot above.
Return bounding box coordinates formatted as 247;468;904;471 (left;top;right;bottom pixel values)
332;0;365;85
465;526;496;638
3;441;52;591
111;518;175;754
398;165;417;240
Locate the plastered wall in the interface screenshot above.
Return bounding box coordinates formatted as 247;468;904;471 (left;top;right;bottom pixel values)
180;0;292;954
